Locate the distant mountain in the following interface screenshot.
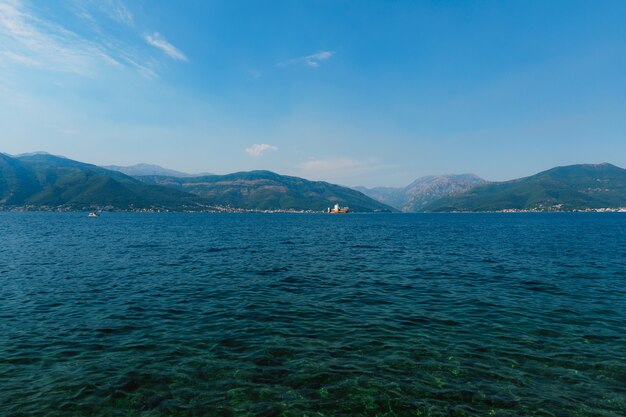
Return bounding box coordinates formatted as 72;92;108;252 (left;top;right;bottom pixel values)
12;153;619;213
0;153;204;210
1;153;392;212
356;174;486;212
401;174;487;211
13;151;62;158
424;163;626;212
352;186;405;210
137;170;395;212
102;163;212;178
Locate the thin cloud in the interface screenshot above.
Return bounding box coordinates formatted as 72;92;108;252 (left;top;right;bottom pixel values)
0;50;39;67
67;0;133;36
74;0;134;27
299;157;369;173
59;128;79;136
245;144;278;157
0;0;119;75
102;0;134;26
278;50;334;68
297;157;390;184
144;32;188;62
0;0;181;79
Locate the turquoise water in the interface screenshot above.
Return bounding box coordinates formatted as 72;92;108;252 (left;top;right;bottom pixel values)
1;212;625;416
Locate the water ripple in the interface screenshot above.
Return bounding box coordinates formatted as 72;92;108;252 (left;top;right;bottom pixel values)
0;212;625;416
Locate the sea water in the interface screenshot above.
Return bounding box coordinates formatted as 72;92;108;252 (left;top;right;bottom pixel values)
1;212;624;416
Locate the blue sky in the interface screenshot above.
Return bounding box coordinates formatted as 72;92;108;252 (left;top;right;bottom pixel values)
1;0;625;186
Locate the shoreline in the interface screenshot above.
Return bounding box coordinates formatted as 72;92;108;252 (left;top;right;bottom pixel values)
1;207;625;214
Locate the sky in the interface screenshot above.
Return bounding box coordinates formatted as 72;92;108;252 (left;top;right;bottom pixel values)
1;0;625;187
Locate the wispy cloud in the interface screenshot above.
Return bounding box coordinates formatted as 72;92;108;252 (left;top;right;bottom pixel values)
0;50;39;66
144;32;188;62
59;128;79;136
278;50;334;68
299;157;370;174
0;0;183;78
0;0;119;75
72;0;134;28
297;157;389;184
102;0;134;26
245;143;278;157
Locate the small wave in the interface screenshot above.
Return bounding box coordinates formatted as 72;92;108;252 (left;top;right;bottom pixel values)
256;267;289;275
96;325;142;335
520;280;565;294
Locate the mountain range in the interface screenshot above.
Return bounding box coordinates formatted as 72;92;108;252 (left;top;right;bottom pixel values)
0;153;392;212
2;152;625;212
0;153;204;210
424;163;626;212
135;171;394;212
355;174;486;212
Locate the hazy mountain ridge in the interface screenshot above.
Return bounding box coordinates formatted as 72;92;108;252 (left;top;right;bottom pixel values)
3;153;624;212
424;163;626;212
356;174;486;212
102;163;213;178
1;153;204;210
137;171;395;212
0;153;392;212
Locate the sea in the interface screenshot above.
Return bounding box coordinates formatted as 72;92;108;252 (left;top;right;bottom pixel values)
0;212;624;417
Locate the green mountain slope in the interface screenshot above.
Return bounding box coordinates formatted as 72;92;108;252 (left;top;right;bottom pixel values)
424;163;626;212
0;153;203;210
0;153;42;205
1;153;393;212
137;170;395;212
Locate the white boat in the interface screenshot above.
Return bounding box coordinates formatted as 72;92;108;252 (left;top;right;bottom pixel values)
327;203;349;214
88;212;99;217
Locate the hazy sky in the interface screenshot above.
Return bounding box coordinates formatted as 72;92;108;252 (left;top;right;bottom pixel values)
1;0;625;186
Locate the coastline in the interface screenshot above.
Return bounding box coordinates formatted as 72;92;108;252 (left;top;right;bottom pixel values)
2;206;625;213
